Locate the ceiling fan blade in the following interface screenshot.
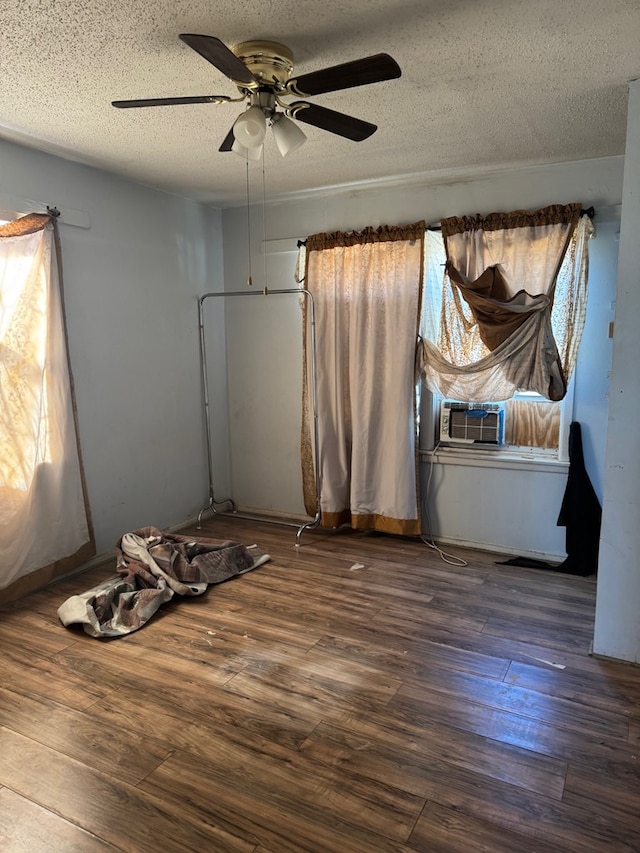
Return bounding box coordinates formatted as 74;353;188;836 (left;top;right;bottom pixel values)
112;95;232;108
219;126;236;152
179;34;257;85
288;103;376;141
286;53;401;97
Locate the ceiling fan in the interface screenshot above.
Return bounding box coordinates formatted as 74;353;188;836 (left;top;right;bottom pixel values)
112;34;401;158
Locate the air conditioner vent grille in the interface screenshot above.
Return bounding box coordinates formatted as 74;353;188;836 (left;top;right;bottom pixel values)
449;410;501;443
439;400;506;447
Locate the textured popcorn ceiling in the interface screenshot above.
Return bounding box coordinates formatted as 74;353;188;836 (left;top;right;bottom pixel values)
0;0;638;205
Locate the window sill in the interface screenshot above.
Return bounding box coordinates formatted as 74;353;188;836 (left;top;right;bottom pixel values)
419;446;569;474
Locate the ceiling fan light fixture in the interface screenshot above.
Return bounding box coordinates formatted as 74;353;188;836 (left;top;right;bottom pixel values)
232;105;267;148
113;34;403;154
271;113;307;156
231;137;263;160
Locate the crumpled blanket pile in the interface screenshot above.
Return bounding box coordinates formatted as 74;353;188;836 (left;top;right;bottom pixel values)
57;526;269;638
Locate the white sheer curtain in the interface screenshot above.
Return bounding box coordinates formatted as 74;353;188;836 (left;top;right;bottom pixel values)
302;222;424;535
419;205;594;402
0;213;91;591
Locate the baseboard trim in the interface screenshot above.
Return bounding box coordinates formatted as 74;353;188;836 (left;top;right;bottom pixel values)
165;515;202;533
0;515;205;604
3;513;566;603
0;539;97;606
199;506;310;525
426;534;565;564
70;515;203;574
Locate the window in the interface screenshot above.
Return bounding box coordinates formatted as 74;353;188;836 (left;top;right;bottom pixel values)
420;388;572;463
0;212;91;591
504;391;563;453
0;219;52;491
418;226;580;463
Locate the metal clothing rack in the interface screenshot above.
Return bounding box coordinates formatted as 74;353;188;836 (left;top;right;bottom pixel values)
197;288;321;546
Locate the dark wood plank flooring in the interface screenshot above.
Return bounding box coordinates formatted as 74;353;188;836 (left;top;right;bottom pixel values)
1;516;639;852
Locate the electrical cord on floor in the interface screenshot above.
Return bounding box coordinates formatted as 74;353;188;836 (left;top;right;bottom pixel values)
420;441;468;567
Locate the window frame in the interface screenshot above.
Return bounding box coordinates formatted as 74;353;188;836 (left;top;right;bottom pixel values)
418;226;577;467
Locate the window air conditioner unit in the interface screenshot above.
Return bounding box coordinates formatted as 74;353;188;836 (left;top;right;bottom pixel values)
439;400;506;447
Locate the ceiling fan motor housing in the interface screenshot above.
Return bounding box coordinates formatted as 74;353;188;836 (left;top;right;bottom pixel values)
231;41;294;89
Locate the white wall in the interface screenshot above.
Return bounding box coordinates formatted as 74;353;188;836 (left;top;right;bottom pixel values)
220;156;623;555
220;221;305;516
594;79;640;663
224;287;305;516
573;218;620;501
422;457;569;560
0;139;215;553
200;205;232;503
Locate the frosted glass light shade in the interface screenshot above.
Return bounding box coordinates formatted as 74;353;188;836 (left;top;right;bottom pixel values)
231;138;263;160
271;113;307;156
233;106;267;148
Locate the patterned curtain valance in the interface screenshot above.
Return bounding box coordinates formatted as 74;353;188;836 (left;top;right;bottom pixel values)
306;221;425;251
0;212;53;238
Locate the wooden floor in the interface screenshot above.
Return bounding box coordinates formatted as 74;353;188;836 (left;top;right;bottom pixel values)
1;517;640;852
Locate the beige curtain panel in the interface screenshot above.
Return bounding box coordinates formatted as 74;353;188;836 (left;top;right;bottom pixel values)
419;204;594;402
0;213;92;590
302;222;425;536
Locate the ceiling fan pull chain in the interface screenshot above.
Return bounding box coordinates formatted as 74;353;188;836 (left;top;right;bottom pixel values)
262;149;268;293
246;158;253;287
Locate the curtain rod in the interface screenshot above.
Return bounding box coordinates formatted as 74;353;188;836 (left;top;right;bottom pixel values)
426;205;595;232
296;207;596;247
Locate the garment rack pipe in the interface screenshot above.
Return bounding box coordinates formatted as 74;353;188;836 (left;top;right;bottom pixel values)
197;288;321;546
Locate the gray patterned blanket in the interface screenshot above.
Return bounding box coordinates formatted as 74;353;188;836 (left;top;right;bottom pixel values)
57;526;269;638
